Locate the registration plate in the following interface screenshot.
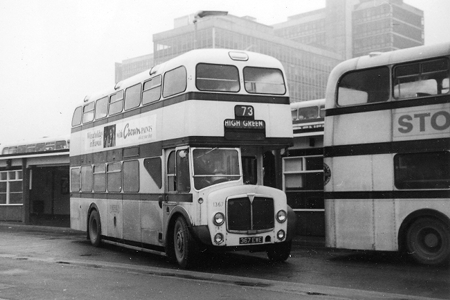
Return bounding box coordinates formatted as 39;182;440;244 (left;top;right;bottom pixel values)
239;236;263;245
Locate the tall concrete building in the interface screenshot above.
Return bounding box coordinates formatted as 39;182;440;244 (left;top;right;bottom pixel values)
152;13;341;102
274;0;423;59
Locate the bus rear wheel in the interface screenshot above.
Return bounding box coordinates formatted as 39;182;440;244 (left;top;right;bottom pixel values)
88;210;102;247
172;216;199;269
406;217;450;265
267;241;292;262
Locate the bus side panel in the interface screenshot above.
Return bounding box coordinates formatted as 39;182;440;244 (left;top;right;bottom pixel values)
123;200;141;242
140;201;164;246
70;197;85;231
332;156;373;191
326;154;396;250
324;198;336;248
106;199;123;239
374;199;396;250
335;198;374;249
332;111;391;145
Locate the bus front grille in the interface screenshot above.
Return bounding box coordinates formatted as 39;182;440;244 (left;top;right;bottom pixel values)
227;196;274;233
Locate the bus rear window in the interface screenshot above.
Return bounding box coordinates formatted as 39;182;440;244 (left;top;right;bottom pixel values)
243;67;286;95
338;67;389;106
394;152;450;189
196;64;239;92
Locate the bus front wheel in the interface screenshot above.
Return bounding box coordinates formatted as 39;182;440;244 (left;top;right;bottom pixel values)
406;217;450;265
267;241;292;262
172;216;199;269
88;210;102;247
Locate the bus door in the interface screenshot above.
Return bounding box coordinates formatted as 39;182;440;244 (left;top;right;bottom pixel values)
162;148;191;235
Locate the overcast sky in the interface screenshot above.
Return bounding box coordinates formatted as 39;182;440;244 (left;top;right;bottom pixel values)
0;0;449;145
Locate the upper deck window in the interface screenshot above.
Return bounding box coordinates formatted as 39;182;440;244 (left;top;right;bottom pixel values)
72;106;82;127
196;64;239;92
82;102;95;123
338;67;390;106
243;67;286;95
95;96;108;120
394;58;449;99
338;67;389;106
143;75;161;105
163;66;187;98
109;90;124;115
124;83;141;111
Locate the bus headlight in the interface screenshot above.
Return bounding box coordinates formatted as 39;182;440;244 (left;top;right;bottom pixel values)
277;230;286;241
276;210;287;223
214;233;224;244
213;212;225;226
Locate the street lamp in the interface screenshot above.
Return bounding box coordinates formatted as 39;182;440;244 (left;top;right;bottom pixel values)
193;10;228;49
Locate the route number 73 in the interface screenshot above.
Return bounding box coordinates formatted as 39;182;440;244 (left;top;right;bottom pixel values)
235;105;254;118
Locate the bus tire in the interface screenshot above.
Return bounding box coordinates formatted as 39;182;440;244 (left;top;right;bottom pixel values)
406;217;450;265
88;210;102;247
267;241;292;262
173;216;199;269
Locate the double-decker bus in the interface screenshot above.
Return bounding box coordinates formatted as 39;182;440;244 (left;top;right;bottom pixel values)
324;42;450;265
283;100;325;236
291;99;325;136
70;49;296;268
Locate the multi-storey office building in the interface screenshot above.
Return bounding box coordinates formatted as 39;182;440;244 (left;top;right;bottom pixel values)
153;14;341;102
274;0;423;59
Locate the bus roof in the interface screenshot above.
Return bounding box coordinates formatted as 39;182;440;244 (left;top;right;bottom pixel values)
83;48;286;104
325;42;450;108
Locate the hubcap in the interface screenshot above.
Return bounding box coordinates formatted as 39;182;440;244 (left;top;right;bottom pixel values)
419;228;441;253
176;227;184;255
424;232;439;248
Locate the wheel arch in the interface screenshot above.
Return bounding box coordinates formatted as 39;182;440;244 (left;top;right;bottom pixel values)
398;208;450;253
164;206;192;247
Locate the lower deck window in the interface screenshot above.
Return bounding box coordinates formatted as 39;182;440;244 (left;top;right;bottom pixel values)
395;152;450;189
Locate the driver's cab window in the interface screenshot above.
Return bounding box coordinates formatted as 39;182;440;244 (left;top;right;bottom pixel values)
167;149;190;193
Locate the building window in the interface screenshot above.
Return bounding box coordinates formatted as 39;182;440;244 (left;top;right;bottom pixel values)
0;170;23;205
283;156;323;191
